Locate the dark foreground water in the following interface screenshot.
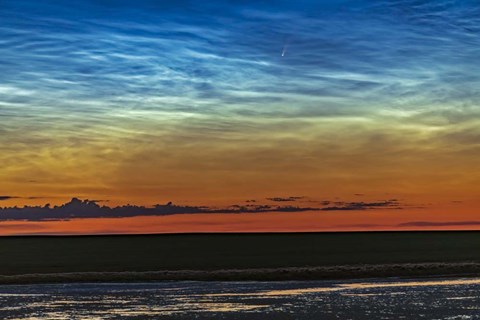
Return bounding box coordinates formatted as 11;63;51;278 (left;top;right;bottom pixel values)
1;277;480;319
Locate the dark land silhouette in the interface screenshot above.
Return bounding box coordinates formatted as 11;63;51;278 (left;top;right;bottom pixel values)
0;231;479;283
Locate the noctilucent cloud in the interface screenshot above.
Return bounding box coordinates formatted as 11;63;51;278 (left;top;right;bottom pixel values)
1;0;479;234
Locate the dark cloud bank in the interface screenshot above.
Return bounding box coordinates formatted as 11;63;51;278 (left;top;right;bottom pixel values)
0;198;406;221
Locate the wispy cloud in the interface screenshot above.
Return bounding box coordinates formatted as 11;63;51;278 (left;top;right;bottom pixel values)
266;196;305;202
398;221;480;227
322;200;403;211
0;196;45;201
0;196;19;201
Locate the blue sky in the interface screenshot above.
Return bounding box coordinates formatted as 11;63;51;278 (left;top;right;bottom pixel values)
3;0;479;123
1;0;480;212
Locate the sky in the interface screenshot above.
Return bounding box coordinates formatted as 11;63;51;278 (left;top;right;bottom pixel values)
1;0;480;234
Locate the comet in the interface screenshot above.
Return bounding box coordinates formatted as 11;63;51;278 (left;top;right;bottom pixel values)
281;37;291;57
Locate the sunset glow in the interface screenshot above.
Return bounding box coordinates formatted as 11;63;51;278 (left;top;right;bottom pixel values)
1;0;479;234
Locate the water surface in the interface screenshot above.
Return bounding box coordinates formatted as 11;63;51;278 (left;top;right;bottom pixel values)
1;277;480;319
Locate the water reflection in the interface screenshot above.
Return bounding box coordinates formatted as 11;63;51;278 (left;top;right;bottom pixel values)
0;277;479;319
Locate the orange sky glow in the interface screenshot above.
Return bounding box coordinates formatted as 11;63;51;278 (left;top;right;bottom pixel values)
1;203;479;236
1;1;480;235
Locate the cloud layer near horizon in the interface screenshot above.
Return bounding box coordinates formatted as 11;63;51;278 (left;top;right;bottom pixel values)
0;197;406;221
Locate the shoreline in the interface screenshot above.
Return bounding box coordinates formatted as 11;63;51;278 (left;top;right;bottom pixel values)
1;262;479;285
